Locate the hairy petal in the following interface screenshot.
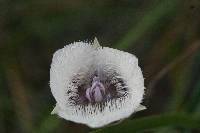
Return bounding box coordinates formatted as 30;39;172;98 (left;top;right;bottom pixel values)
50;40;145;128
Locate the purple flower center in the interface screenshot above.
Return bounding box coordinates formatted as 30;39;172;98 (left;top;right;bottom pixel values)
85;76;110;103
68;72;128;105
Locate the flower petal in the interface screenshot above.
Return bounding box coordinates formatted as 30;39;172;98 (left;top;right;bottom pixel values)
50;40;145;128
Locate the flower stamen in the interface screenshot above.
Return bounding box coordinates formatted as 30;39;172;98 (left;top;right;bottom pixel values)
86;76;106;103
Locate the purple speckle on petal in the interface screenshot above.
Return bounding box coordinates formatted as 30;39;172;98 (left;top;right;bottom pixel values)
67;71;128;106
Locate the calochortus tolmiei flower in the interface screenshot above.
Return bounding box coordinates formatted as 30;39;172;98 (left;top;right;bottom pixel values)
50;38;145;128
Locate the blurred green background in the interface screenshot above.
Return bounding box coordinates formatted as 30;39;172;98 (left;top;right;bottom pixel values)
1;0;200;133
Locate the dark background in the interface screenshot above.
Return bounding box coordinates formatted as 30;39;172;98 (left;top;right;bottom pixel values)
1;0;200;132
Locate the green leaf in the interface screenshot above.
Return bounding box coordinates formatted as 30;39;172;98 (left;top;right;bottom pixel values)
91;113;200;133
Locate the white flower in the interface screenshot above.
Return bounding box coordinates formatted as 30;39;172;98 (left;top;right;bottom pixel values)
50;38;145;128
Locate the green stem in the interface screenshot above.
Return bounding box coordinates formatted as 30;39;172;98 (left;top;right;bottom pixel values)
115;0;180;50
92;113;200;133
